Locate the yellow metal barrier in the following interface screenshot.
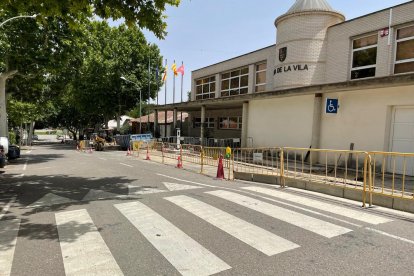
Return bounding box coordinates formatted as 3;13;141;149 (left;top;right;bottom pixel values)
282;147;369;190
233;148;282;174
122;140;414;206
366;151;414;202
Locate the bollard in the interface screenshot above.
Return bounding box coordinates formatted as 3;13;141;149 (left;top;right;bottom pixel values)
145;143;151;160
216;154;225;179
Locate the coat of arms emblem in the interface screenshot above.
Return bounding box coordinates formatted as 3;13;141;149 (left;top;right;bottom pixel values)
279;47;287;62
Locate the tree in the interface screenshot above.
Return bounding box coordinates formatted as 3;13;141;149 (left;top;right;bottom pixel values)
68;21;163;128
0;0;180;39
0;13;86;137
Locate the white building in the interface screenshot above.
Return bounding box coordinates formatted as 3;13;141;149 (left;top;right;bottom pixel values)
157;0;414;157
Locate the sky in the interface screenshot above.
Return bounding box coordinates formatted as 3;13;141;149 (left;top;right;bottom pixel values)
139;0;411;105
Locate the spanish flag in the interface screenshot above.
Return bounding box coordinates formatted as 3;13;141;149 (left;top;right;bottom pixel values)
162;65;168;81
171;62;178;76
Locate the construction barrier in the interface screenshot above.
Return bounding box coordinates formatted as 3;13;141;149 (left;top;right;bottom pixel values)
121;141;414;209
365;151;414;205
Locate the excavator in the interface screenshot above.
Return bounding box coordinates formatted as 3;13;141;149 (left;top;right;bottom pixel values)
90;129;115;151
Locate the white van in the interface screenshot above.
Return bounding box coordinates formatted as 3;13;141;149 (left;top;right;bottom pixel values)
0;137;9;155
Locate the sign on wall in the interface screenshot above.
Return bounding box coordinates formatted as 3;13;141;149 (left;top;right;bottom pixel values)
326;99;339;114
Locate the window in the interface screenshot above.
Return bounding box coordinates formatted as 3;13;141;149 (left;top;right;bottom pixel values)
351;34;378;79
221;67;249;97
219;117;242;129
195;76;216;100
194;117;214;128
395;25;414;74
255;62;267;92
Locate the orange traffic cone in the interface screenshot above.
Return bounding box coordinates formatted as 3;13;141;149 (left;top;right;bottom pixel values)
176;156;183;169
216;155;225;179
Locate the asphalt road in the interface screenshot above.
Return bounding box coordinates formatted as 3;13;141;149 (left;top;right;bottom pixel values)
1;143;414;276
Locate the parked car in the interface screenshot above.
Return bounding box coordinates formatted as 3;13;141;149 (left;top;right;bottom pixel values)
0;145;5;168
7;145;20;160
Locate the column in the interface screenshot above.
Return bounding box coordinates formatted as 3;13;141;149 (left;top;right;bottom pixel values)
311;94;323;163
215;73;221;98
200;105;206;146
248;64;255;94
154;109;159;138
164;110;168;138
173;108;178;130
241;102;249;148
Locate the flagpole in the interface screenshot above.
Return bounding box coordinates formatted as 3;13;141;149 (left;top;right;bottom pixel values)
180;61;183;129
173;60;176;105
164;59;168;138
148;56;151;133
156;64;159;106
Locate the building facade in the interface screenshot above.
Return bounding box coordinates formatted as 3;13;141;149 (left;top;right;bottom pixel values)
157;0;414;158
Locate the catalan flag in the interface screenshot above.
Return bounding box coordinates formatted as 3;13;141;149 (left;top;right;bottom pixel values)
171;62;178;76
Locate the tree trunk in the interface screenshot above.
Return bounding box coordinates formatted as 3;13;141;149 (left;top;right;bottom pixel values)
116;114;121;131
28;121;35;146
0;71;18;137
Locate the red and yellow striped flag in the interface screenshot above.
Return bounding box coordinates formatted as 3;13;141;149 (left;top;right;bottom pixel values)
171;62;178;76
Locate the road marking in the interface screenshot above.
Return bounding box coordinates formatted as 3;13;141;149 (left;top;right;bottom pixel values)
115;201;231;276
166;195;300;256
99;158;107;161
243;186;391;225
0;219;21;276
365;227;414;245
128;186;166;195
0;196;17;220
82;189;126;201
119;163;133;168
55;209;123;276
157;173;217;188
28;193;77;208
162;182;202;191
207;190;352;238
157;174;361;227
26;150;32;154
22;160;28;171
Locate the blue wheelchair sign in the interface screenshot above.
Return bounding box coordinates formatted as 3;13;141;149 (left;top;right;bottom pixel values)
326;99;339;114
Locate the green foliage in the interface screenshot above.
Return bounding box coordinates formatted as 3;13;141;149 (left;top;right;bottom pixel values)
8;131;16;145
127;103;156;118
0;0;180;39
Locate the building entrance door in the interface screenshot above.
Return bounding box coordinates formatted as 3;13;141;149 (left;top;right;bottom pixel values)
389;106;414;175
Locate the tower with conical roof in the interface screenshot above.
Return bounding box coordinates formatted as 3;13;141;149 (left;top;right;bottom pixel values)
273;0;345;89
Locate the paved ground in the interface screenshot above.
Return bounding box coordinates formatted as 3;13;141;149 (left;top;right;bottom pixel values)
1;143;414;276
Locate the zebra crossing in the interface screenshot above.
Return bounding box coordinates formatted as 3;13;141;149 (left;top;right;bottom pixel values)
0;187;393;276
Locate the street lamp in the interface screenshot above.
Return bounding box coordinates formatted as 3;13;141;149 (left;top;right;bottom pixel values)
121;76;142;134
0;14;37;28
0;14;37;137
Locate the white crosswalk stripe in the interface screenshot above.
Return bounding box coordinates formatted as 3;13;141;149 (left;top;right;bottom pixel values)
166;195;300;256
115;201;231;276
55;209;123;276
242;186;392;225
207;190;352;238
0;219;21;276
